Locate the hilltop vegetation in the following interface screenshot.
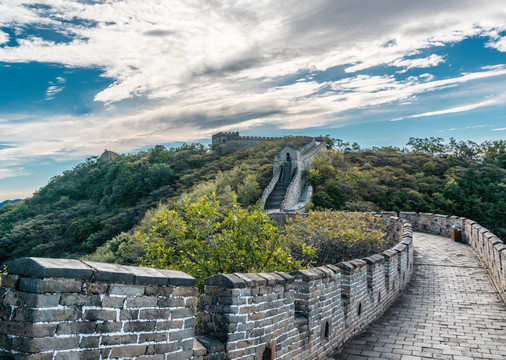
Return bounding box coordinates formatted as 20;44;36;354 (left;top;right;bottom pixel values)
308;138;505;239
0;136;504;266
0;137;311;264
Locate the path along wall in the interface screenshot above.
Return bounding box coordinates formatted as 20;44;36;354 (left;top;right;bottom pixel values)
398;212;506;301
0;216;413;359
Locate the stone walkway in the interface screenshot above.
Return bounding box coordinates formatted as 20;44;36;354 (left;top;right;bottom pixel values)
331;232;506;360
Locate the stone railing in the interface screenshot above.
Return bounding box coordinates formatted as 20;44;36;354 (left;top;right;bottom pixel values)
398;212;506;301
261;164;282;208
1;215;413;359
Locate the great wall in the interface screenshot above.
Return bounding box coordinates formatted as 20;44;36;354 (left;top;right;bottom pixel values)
1;135;505;359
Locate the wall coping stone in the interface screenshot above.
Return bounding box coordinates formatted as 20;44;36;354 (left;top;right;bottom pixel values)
6;257;196;286
380;250;397;259
349;259;367;268
363;254;385;265
274;271;295;283
335;262;355;271
7;257;94;279
325;264;340;273
393;243;408;253
234;273;267;286
258;272;285;285
204;273;247;288
291;268;323;281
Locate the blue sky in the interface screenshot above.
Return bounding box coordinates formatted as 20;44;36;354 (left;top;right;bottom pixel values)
0;0;505;201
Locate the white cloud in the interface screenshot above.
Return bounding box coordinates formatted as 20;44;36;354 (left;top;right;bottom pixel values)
392;54;445;72
0;167;28;180
0;30;8;45
487;36;506;52
391;99;498;121
1;0;505;104
44;76;66;100
492;127;506;131
438;124;493;133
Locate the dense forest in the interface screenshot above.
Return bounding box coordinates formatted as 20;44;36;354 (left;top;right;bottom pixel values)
309;137;505;239
0;136;504;266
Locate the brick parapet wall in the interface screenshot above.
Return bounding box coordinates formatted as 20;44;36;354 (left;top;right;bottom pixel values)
398;212;506;302
198;216;413;360
0;258;197;360
1;214;438;360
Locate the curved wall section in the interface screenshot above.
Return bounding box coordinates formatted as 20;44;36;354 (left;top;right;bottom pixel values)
197;216;413;359
398;212;506;301
0;216;413;359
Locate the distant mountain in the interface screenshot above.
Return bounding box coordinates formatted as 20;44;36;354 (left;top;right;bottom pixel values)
0;199;23;209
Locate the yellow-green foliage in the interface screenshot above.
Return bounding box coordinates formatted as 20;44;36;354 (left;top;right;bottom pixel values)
140;194;306;291
284;211;393;266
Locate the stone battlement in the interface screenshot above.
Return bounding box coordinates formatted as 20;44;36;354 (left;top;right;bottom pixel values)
1;212;503;359
211;132;313;149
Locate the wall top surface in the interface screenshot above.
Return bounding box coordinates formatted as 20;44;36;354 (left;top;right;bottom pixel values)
6;257;196;286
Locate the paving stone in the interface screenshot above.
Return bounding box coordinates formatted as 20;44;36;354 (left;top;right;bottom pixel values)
332;232;506;360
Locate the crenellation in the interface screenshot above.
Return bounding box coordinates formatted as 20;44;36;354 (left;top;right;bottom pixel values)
11;212;505;359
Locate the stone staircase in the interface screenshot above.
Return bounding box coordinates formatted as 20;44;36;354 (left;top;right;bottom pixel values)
264;161;292;210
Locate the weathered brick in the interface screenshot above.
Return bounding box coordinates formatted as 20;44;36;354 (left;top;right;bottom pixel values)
57;322;96;335
156;320;183;331
79;336;100;349
171;307;195;319
1;322;56;337
172;287;198;297
120;309;139;320
19;278;82;293
138;332;168;343
11;336;80;353
83;309;116;321
101;296;125;308
21;308;80;323
158;297;184;308
60;293;100;307
169;328;194;341
110;345;147;358
125;296;158;308
109;284;145;296
31;293;61;308
101;334;137;346
95;321;122;333
139;308;172;320
123;320;156;332
54;349;101;360
83;281;109;294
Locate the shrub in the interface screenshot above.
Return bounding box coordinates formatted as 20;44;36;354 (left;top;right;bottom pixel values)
284;211;394;266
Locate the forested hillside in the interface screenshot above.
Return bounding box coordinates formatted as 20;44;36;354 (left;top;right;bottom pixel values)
1;137;504;266
308;138;505;239
0;138;310;264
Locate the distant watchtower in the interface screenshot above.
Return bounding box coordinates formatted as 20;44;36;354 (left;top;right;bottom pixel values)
212;132;240;145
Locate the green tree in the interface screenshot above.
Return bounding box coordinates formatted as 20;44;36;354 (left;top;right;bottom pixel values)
139;194;306;290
